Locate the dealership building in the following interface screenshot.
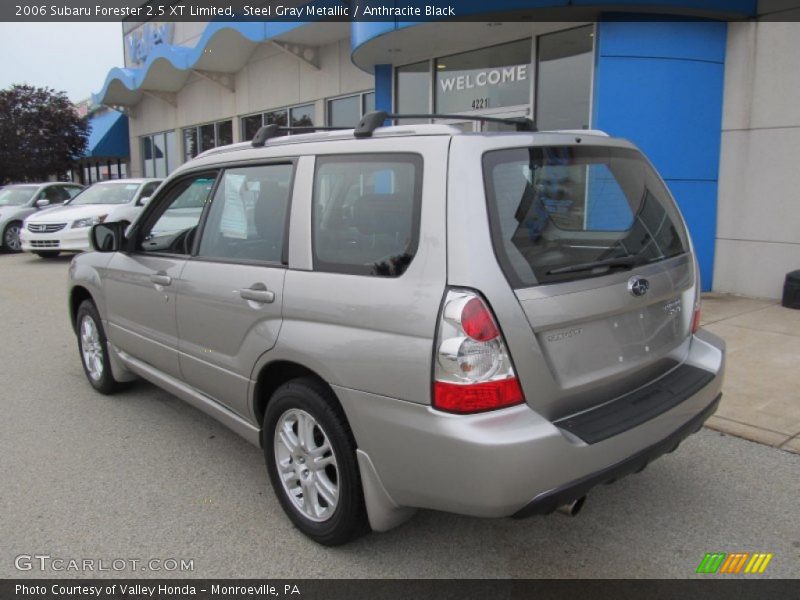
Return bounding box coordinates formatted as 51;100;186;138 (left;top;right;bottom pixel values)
92;1;799;299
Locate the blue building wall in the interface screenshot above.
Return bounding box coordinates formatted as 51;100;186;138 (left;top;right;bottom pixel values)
374;64;393;112
592;20;728;290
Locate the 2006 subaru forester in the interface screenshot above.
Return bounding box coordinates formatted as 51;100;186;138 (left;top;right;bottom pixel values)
68;112;725;546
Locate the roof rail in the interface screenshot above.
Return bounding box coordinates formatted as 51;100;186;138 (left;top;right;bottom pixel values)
251;112;538;146
251;124;347;147
354;111;537;138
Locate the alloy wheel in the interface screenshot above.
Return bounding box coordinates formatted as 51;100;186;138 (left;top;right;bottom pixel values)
273;408;339;522
80;315;104;381
4;224;21;252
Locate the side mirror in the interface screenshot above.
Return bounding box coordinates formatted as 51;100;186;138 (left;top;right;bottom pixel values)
139;196;151;206
90;221;127;252
35;198;50;208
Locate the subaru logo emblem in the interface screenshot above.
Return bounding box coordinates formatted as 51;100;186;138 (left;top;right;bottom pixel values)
628;276;650;297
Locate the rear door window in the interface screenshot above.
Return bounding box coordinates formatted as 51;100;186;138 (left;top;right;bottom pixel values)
312;154;423;277
483;145;689;287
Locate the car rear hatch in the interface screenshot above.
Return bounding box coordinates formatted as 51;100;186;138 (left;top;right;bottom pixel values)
482;142;698;420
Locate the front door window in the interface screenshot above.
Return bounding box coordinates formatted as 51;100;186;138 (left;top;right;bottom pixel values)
137;174;216;255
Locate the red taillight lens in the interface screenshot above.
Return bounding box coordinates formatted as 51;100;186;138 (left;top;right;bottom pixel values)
434;378;524;414
461;297;500;341
434;289;525;414
691;307;702;333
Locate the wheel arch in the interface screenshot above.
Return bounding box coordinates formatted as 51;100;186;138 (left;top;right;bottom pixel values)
252;360;343;440
69;285;94;334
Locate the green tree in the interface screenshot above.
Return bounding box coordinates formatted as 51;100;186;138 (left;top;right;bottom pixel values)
0;84;89;183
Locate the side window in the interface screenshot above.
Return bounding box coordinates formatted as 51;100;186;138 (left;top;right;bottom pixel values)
137;173;217;255
312;154;422;277
138;182;160;204
196;164;293;263
44;186;69;204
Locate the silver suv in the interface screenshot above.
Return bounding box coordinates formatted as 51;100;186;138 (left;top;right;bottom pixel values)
68;113;725;546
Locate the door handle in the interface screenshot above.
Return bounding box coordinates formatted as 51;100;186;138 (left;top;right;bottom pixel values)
150;273;172;286
239;284;275;304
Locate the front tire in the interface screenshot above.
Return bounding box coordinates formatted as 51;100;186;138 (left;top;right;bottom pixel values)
264;378;369;546
3;221;22;253
76;300;124;394
35;251;61;259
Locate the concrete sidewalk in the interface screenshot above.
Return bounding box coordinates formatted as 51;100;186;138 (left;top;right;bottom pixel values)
700;293;800;454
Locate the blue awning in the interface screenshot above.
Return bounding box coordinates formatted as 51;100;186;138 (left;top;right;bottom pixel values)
84;110;129;159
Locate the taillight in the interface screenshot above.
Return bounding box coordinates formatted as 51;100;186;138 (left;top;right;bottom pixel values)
433;289;525;414
461;297;500;341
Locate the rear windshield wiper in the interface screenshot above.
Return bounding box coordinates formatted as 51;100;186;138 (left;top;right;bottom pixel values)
546;256;645;276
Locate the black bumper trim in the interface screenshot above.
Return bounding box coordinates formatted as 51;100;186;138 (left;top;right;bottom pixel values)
512;392;721;518
553;365;716;444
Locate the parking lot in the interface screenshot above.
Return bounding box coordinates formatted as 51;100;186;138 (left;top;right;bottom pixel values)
1;251;798;578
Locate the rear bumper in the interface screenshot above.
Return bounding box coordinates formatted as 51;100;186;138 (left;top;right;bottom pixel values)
20;227;90;252
513;392;720;517
336;329;724;521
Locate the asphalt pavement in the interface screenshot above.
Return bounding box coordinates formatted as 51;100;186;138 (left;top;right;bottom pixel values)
1;251;798;578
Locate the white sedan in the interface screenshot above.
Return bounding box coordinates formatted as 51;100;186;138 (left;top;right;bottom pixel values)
20;178;162;258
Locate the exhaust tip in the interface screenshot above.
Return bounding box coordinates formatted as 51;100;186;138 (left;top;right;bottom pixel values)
556;496;586;517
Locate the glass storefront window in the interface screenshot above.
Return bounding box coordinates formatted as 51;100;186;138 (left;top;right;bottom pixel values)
199;123;215;153
183;118;234;163
166;130;178;174
153;133;166;178
217;120;233;146
241;114;262;141
265;109;288;127
535;26;594;130
363;92;375;114
326;91;375;127
290;104;315;127
183;127;197;162
142;131;179;178
242;103;318;139
328;95;360;127
435;39;531;113
396;61;429;116
142;136;154;177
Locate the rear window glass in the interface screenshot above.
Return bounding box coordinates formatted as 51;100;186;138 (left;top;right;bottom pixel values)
483;146;689;287
312;154;422;277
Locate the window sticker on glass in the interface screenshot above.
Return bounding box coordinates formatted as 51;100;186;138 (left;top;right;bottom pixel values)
220;174;249;239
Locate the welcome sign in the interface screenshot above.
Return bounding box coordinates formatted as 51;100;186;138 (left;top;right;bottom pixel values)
436;64;530;113
439;65;529;92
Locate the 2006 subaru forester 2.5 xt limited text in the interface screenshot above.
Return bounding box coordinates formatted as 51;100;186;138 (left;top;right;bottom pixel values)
67;112;725;546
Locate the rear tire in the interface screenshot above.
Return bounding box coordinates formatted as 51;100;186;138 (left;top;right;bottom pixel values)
35;251;61;259
263;378;369;546
76;300;124;394
3;221;22;253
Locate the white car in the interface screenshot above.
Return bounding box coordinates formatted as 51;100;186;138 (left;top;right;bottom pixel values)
21;178;162;258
